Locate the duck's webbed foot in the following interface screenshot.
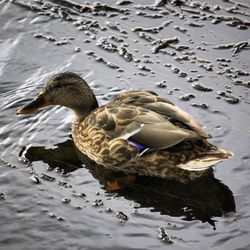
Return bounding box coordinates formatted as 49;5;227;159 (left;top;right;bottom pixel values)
106;175;137;191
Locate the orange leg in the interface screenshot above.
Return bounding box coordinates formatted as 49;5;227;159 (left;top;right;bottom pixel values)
106;175;137;191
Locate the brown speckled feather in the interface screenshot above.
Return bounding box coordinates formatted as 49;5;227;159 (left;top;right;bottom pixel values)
72;90;232;182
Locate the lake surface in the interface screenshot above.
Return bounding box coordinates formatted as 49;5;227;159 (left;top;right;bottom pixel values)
0;0;249;249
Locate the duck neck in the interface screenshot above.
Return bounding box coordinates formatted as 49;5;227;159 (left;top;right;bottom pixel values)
74;97;99;120
72;95;98;135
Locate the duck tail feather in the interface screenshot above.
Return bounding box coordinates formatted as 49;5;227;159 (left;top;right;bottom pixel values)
178;148;234;171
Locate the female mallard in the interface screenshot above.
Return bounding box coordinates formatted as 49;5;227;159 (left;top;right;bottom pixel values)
17;72;233;182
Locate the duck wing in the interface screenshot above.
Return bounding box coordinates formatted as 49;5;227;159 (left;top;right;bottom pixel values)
94;99;203;150
111;91;211;139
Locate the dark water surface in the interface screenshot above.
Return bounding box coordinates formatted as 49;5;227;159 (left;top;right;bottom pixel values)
0;0;250;249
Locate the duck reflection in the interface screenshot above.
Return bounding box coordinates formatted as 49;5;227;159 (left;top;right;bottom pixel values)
21;138;235;227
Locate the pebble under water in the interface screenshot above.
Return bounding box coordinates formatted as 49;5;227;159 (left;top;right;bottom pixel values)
0;0;250;249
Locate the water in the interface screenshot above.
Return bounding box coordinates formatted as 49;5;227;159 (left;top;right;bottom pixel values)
0;0;250;249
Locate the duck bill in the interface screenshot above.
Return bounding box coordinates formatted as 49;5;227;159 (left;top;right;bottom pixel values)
17;92;52;115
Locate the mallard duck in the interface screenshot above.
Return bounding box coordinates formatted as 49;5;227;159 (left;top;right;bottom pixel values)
17;72;233;182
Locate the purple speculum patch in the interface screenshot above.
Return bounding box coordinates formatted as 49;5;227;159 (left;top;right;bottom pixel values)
128;139;147;152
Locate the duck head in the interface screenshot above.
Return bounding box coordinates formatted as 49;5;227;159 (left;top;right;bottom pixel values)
17;72;98;118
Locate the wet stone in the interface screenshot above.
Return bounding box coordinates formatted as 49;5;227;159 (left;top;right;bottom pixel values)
96;37;117;52
0;193;5;200
84;50;95;55
55;167;62;172
217;70;225;75
159;10;169;15
39;174;55;182
62;198;71;204
199;63;214;71
92;199;104;206
217;91;240;104
158;227;173;243
180;93;195;101
234;80;250;88
171;67;180;74
213;5;220;11
78;192;86;198
214;41;249;54
154;0;168;7
58;181;72;188
83;39;91;43
187;22;204;27
218;62;229;67
57;216;65;221
192;83;213;92
155;80;167;88
138;65;151;71
33;33;56;42
118;46;133;62
143;59;153;64
19;156;31;165
178;72;187;77
174;25;187;33
120;15;128;20
212;18;221;24
196;74;204;79
109;35;124;43
132;20;172;34
105;21;120;31
106;208;113;213
49;212;56;218
106;62;120;69
164;63;172;67
136;11;163;18
152;36;179;54
75;47;81;52
137;32;154;42
95;57;104;62
54;40;68;46
191;103;209;109
165;50;176;56
237;25;248;30
116;211;128;221
30;175;40;184
175;55;189;61
197;46;207;51
75;205;82;210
